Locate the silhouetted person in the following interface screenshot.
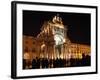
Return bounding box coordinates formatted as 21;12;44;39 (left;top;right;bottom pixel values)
70;58;75;67
55;58;60;67
32;59;37;69
23;59;26;69
85;55;90;66
62;59;66;67
53;59;57;68
36;57;40;68
41;58;45;68
49;59;53;68
44;58;49;68
58;58;63;67
82;54;91;66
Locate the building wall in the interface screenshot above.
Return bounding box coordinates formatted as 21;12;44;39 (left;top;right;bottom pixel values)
23;15;90;60
23;35;91;60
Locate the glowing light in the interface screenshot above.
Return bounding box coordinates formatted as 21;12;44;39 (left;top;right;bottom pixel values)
24;52;30;59
63;38;66;43
54;24;64;28
41;44;45;49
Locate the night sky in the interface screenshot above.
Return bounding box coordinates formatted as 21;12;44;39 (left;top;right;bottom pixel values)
23;10;91;45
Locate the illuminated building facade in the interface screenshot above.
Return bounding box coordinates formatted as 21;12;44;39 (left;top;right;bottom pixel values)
23;14;91;68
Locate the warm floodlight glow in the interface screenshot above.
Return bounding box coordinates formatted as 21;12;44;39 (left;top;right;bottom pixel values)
41;44;45;49
63;38;66;43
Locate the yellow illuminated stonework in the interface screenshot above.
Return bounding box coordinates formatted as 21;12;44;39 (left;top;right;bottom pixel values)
23;14;91;69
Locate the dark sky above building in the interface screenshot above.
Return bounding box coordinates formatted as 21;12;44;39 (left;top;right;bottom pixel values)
23;10;91;45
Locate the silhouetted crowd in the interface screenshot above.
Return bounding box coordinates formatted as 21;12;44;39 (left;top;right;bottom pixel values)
23;54;91;69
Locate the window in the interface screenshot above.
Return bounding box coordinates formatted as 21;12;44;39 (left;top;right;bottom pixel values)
32;48;36;52
25;47;28;52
